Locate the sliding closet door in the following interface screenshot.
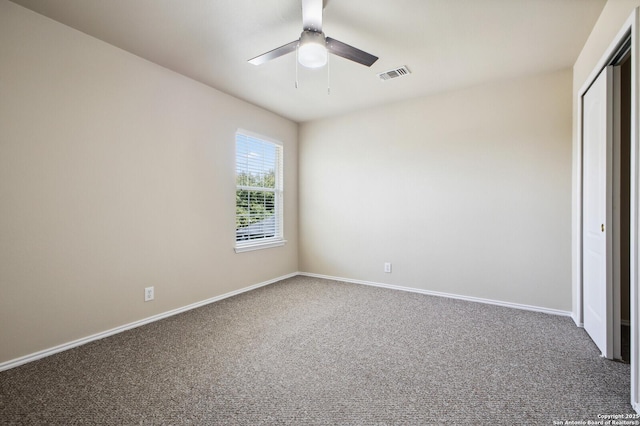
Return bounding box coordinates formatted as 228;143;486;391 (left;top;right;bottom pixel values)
582;66;614;359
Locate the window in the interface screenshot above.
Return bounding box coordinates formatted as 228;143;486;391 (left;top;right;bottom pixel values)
235;130;285;252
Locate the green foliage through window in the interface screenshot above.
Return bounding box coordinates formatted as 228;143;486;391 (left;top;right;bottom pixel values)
235;132;282;243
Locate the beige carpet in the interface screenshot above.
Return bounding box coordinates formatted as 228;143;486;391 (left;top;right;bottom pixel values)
0;276;634;425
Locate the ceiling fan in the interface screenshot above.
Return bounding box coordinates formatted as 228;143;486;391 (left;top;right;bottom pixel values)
248;0;378;69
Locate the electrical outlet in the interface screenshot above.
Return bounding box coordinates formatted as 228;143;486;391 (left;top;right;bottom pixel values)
384;262;392;273
144;286;154;302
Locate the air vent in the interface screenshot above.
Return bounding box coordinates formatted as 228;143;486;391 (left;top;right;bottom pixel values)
377;66;411;81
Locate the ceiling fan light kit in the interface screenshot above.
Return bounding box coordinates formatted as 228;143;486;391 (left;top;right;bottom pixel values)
297;31;328;68
248;0;378;70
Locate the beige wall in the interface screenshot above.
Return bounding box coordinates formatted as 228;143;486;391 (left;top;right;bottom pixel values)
572;0;639;320
0;0;298;365
300;69;573;311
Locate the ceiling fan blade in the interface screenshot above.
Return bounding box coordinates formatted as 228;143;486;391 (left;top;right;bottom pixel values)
326;37;378;67
248;40;299;65
302;0;323;32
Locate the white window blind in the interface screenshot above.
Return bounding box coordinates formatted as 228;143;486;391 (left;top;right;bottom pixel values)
235;130;284;252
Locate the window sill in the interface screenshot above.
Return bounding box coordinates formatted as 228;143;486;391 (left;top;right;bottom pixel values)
234;239;287;253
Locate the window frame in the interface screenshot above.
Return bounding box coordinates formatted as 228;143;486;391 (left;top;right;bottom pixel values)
234;129;285;253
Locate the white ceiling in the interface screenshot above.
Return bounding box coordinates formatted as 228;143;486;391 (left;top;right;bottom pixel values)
10;0;606;123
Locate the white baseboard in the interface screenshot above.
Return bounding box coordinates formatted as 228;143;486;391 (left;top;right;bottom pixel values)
571;315;628;328
571;313;584;328
0;272;298;372
0;271;579;371
299;272;573;317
